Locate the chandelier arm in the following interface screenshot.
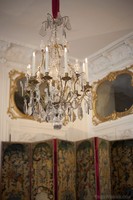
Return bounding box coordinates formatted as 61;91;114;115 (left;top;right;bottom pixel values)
65;90;72;102
78;89;90;102
78;95;85;104
42;13;52;24
64;89;75;104
65;78;79;104
73;77;78;91
61;80;68;101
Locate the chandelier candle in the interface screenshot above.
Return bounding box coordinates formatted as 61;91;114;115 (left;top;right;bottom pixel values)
32;51;36;76
64;47;68;73
82;62;86;73
85;58;89;82
27;64;31;76
45;46;49;72
75;59;80;73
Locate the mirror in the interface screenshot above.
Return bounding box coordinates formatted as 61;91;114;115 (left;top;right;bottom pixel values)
8;70;32;120
92;65;133;125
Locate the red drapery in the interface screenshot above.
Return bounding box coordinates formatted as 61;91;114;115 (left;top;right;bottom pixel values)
52;0;59;19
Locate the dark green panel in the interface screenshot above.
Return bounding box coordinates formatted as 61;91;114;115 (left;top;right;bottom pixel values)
98;138;111;199
31;140;54;200
110;139;133;200
57;139;76;200
76;138;96;200
1;142;31;200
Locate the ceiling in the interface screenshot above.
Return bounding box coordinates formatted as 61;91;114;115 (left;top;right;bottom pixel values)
0;0;133;60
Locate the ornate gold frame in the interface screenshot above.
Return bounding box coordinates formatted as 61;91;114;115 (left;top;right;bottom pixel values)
92;65;133;125
8;70;33;120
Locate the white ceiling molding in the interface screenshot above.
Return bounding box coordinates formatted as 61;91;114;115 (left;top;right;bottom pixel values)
87;32;133;82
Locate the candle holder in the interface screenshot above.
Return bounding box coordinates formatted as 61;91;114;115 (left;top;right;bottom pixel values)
62;73;71;81
44;72;52;80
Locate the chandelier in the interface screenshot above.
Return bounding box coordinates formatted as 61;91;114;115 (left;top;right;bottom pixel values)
23;0;92;129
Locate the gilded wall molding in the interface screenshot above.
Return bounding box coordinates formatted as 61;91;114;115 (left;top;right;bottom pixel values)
7;69;33;120
92;65;133;125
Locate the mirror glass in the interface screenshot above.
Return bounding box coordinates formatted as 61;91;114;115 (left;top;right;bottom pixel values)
14;77;26;114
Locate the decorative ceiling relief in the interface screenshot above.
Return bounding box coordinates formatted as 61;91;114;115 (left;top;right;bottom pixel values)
88;33;133;82
0;40;10;52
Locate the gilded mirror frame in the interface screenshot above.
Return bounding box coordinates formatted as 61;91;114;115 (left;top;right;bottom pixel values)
92;65;133;125
8;70;33;120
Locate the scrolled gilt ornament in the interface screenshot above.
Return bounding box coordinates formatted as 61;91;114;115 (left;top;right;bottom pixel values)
7;70;33;120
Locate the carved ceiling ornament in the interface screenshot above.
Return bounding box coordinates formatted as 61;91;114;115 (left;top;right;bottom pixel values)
0;40;10;51
88;34;133;82
92;65;133;125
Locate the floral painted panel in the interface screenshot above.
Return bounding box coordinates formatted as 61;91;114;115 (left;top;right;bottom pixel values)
57;139;76;200
97;138;111;199
1;142;31;200
110;139;133;200
76;139;96;200
31;140;54;200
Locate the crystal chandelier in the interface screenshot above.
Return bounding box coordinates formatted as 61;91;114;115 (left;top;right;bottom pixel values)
23;0;92;129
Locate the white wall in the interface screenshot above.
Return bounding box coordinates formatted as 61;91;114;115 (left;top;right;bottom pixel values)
0;32;133;143
87;32;133;140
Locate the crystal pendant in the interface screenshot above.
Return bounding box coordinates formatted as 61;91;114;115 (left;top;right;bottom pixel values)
46;111;54;123
33;112;38;121
53;115;62;130
84;100;91;114
57;107;64;120
42;114;46;121
33;107;39;121
72;99;78;109
27;106;32;116
39;24;47;37
71;111;76;122
49;66;59;79
63;115;69;126
84;101;88;113
77;106;83;120
54;94;60;103
89;100;92;110
39;106;46;121
68;108;76;122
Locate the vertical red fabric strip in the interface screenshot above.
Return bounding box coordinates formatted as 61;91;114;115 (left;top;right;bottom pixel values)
52;0;59;19
57;0;59;13
53;139;58;200
94;137;100;200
